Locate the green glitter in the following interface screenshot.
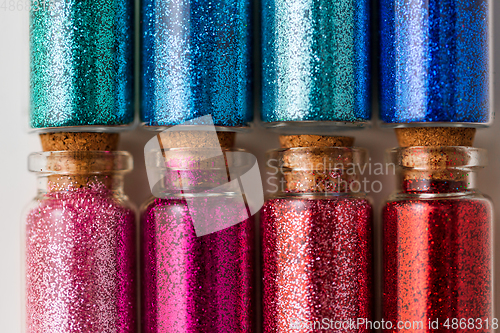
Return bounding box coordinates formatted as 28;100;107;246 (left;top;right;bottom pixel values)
30;0;134;130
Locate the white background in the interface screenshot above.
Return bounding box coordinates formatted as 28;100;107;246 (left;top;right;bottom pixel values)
0;3;499;332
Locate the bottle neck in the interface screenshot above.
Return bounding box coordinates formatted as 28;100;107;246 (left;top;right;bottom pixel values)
38;173;125;196
146;148;256;198
279;167;361;194
390;146;485;195
153;169;231;196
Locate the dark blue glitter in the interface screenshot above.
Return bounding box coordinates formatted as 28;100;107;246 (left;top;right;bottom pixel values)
261;0;371;126
380;0;491;125
141;0;253;128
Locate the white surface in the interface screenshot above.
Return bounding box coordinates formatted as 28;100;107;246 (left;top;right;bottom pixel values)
1;5;499;332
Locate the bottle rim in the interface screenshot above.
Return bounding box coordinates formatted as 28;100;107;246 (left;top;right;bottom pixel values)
145;147;250;170
28;151;133;174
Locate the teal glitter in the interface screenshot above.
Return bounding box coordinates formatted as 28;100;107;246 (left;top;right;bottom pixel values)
30;0;134;130
261;0;371;127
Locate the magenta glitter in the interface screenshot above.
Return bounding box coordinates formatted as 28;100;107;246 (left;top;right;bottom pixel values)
25;183;137;333
262;197;373;332
382;147;493;332
141;197;254;333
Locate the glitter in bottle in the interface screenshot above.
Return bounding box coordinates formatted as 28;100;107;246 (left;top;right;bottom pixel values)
140;0;253;129
262;199;373;332
30;0;134;131
141;147;255;332
382;147;492;332
24;152;137;333
261;0;371;129
141;198;254;332
379;0;491;126
262;147;373;332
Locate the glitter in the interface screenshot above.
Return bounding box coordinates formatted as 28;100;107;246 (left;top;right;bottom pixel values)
140;0;253;129
262;143;373;331
261;0;371;127
379;0;491;126
141;197;254;332
25;183;137;333
30;0;134;130
383;197;492;326
262;198;373;331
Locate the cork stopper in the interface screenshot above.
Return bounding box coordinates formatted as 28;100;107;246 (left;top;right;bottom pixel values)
157;130;236;170
39;133;120;190
277;135;359;193
280;135;356;172
280;135;355;148
395;127;476;147
40;132;119;151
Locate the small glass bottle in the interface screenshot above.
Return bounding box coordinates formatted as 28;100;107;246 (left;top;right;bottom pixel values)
262;145;373;332
383;147;493;332
23;151;137;333
141;147;255;332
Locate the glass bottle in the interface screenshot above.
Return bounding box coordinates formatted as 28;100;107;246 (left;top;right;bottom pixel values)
262;147;373;332
30;0;134;131
141;147;255;332
383;147;493;332
23;151;137;333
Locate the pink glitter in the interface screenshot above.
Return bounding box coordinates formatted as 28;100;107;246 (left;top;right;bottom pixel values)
25;184;137;333
141;197;254;333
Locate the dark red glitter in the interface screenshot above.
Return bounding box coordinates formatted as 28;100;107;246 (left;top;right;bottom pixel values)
262;197;373;333
383;182;492;332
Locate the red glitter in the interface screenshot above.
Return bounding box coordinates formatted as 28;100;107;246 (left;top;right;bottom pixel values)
262;197;373;333
383;180;492;332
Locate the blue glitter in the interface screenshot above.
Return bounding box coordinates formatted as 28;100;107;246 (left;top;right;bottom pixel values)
141;0;253;128
380;0;491;126
261;0;371;127
30;0;135;131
